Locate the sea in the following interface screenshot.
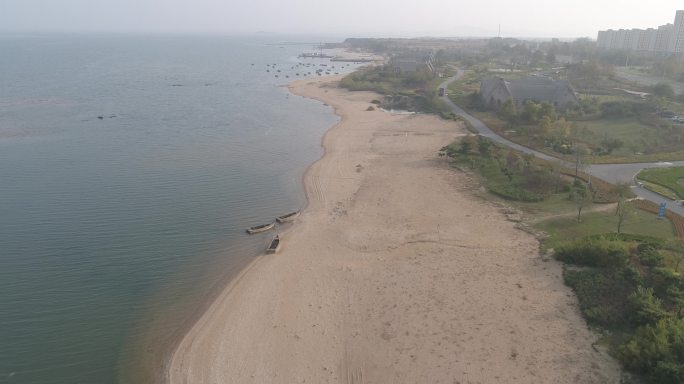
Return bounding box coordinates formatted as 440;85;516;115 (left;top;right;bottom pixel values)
0;34;359;384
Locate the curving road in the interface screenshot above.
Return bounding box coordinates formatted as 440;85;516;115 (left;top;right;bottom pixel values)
439;72;684;216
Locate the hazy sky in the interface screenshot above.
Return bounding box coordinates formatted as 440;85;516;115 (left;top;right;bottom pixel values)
2;0;682;38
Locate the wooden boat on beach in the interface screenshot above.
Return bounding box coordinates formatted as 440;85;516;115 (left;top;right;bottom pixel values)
276;211;300;223
266;235;281;254
246;222;275;234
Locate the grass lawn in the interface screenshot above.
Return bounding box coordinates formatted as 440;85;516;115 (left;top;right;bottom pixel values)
637;166;684;199
536;203;676;249
512;193;581;217
578;118;649;146
639;180;679;200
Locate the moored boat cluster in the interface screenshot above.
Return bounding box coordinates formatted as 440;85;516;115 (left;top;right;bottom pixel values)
245;211;300;253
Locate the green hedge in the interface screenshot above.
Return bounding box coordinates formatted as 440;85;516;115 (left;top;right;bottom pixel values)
564;268;635;326
583;233;667;248
488;184;544;202
555;239;629;268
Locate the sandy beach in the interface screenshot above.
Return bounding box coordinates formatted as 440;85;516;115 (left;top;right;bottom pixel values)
167;76;621;383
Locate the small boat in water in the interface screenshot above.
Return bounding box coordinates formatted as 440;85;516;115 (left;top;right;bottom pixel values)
246;222;275;234
266;235;281;254
276;211;300;223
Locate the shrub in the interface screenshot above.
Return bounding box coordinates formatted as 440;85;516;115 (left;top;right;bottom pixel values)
488;184;544;202
584;233;665;248
564;268;634;327
649;267;684;298
640;248;666;268
623;265;645;286
600;100;651;118
628;286;671;326
619;318;684;382
555;239;629;268
439;111;456;120
652;361;684;384
653;83;675;99
637;241;665;252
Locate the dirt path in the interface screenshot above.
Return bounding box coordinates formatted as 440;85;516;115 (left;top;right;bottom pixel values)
528;203;618;224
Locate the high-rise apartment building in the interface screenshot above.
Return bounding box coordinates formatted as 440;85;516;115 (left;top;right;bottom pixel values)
670;10;684;53
597;10;683;54
655;24;674;52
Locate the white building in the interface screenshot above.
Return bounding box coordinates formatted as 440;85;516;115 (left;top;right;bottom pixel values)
640;28;657;52
596;10;683;54
611;29;627;50
597;30;610;48
670;10;684;54
655;24;674;53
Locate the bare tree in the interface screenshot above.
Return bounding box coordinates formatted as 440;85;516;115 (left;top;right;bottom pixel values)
612;183;633;234
574;143;590;176
615;198;631;234
570;182;591;222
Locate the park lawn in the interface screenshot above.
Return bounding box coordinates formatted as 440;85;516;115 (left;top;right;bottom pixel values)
536;203;676;250
637;166;684;199
577;117;650;150
589;94;640;103
639;180;679;200
513;193;581;218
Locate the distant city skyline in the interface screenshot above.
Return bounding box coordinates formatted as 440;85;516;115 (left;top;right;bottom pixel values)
597;10;684;54
2;1;683;39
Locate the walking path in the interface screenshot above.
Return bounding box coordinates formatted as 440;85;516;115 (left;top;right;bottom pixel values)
439;72;684;217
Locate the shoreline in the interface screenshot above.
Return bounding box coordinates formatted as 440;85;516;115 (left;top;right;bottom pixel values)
167;75;622;383
162;75;348;383
159;75;345;383
153;77;347;384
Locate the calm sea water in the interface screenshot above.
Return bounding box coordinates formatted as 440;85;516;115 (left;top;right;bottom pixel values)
0;34;356;384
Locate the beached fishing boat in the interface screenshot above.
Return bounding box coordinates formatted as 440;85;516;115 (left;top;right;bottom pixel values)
266;235;281;254
275;211;300;223
246;222;275;234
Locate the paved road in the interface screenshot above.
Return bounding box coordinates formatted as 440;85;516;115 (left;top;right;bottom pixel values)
439;73;684;216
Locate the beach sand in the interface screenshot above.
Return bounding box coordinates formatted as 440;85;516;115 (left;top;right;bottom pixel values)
167;76;621;383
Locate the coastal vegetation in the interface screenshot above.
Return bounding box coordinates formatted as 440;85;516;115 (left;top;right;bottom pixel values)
339;65;450;114
441;135;562;202
341;35;684;383
441;136;626;205
561;236;684;384
442;136;682;383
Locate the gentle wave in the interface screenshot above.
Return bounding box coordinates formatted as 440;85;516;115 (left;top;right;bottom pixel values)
0;35;352;384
